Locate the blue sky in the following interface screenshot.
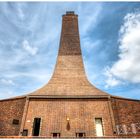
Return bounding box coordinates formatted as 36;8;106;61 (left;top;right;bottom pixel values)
0;2;140;99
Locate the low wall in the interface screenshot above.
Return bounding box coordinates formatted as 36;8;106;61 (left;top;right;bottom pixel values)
0;97;26;136
111;97;140;135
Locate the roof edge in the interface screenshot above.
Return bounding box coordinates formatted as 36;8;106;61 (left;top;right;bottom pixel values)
111;95;140;102
0;94;139;102
28;95;110;99
0;95;26;102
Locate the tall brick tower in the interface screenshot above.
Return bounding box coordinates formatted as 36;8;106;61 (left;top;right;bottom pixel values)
30;11;109;97
19;12;114;137
0;12;140;138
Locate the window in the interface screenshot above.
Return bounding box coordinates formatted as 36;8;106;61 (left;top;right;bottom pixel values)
76;132;85;138
32;118;41;136
22;129;28;136
95;118;104;136
12;119;19;125
52;133;60;138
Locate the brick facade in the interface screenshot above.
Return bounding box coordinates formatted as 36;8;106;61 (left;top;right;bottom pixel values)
111;97;140;136
0;98;26;136
22;98;114;137
111;97;140;125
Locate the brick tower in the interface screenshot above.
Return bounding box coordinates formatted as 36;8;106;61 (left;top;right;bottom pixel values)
0;12;140;138
19;12;113;137
30;11;109;97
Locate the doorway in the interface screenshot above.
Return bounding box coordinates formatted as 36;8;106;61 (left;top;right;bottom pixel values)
95;118;104;136
32;118;41;136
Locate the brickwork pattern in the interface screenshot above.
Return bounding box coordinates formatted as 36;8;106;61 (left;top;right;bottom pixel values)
111;98;140;125
30;12;109;97
0;98;26;136
23;98;113;137
111;97;140;136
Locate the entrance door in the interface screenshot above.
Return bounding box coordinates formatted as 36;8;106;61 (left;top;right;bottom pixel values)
95;118;104;136
32;118;41;136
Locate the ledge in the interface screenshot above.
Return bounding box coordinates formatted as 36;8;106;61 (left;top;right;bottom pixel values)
28;95;110;99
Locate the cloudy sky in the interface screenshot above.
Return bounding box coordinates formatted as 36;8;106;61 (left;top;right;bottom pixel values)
0;2;140;99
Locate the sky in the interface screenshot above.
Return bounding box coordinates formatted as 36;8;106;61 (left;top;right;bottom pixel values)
0;2;140;99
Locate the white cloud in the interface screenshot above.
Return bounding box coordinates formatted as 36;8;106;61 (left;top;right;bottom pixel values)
105;11;140;87
104;67;122;88
22;40;38;55
0;78;15;86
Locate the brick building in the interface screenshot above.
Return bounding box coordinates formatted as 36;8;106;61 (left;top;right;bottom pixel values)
0;11;140;138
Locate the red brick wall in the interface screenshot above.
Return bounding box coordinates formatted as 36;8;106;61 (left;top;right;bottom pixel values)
0;98;26;136
111;97;140;125
22;98;114;137
0;96;139;137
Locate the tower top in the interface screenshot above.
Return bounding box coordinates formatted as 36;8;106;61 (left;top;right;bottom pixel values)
62;11;77;16
59;11;80;56
66;11;75;15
